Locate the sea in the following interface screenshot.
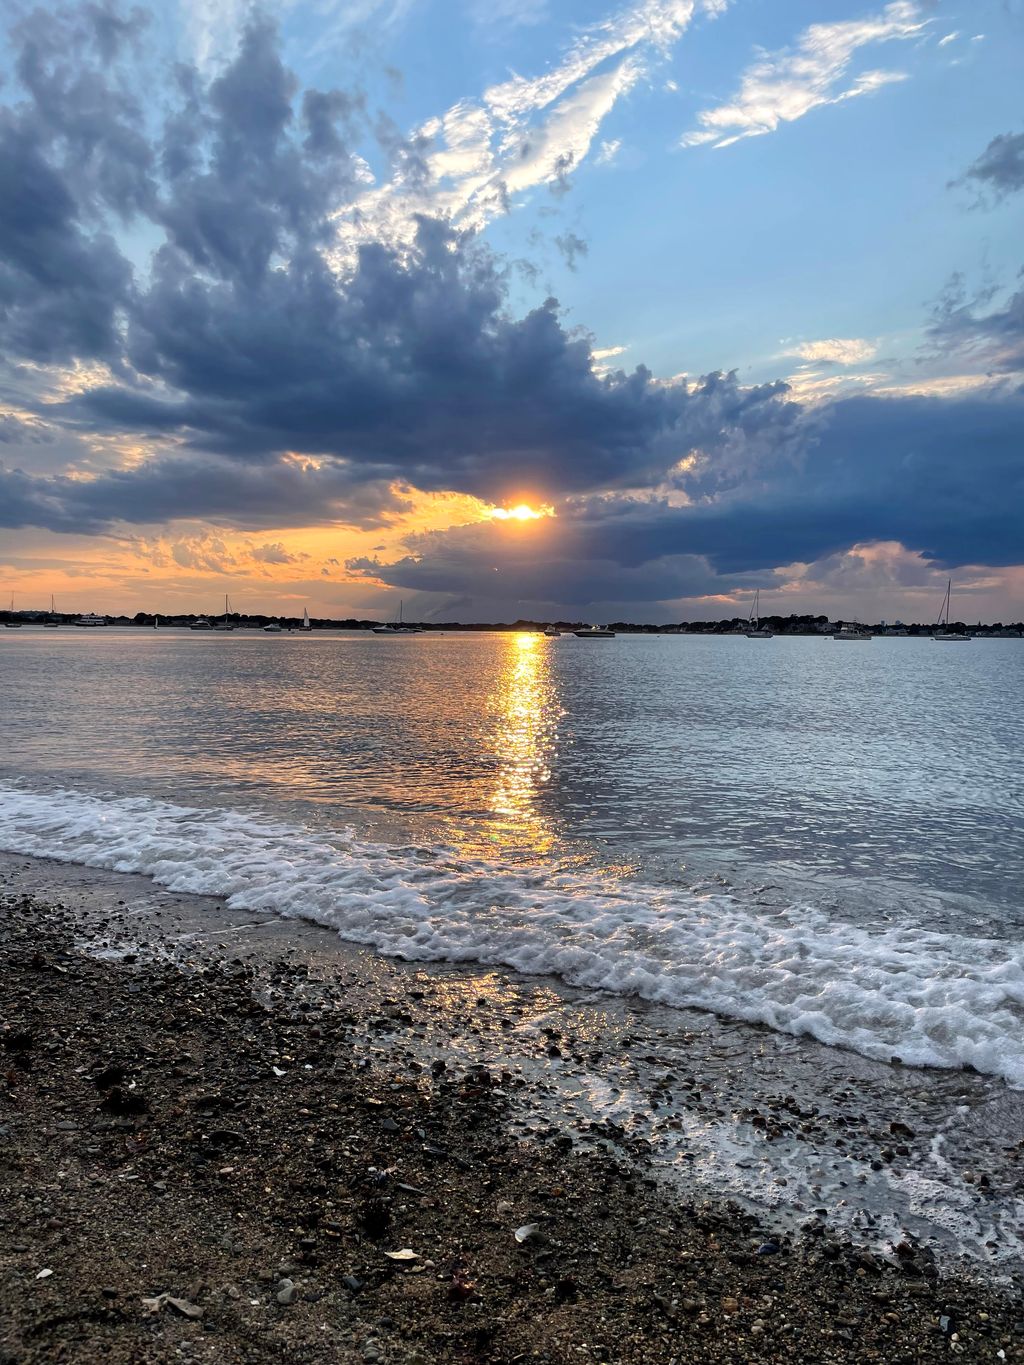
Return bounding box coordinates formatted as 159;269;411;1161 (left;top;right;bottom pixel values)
2;627;1023;1272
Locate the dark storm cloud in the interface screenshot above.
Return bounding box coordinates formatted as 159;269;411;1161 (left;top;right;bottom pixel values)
0;453;408;534
0;115;134;362
347;389;1024;605
957;129;1024;201
0;3;803;512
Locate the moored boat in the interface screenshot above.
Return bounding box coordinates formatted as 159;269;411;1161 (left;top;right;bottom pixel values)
373;600;419;634
933;579;971;642
213;595;235;631
744;589;773;638
831;621;872;641
573;625;616;638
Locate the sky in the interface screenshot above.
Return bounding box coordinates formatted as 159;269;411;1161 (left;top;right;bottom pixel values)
1;0;1022;624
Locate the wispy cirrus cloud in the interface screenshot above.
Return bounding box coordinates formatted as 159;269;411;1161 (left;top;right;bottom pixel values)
680;1;925;150
334;0;709;254
787;338;878;365
179;0;413;71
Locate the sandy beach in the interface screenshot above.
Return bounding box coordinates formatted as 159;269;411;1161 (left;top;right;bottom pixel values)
1;853;1021;1364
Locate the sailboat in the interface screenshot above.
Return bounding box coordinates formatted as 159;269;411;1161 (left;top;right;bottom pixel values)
213;594;234;631
4;593;22;628
373;600;418;634
933;579;971;642
744;589;773;638
301;607;312;632
44;593;60;627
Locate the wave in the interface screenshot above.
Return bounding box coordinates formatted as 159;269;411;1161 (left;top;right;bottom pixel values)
2;781;1023;1086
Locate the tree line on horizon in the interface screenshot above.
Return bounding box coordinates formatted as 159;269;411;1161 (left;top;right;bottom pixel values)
2;609;1022;635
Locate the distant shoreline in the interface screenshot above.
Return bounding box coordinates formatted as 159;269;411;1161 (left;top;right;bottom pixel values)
3;613;1022;637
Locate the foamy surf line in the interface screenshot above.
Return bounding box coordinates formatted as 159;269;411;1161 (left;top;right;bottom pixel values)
2;780;1024;1087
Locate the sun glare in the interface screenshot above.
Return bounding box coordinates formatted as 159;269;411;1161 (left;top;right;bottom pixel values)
487;503;553;522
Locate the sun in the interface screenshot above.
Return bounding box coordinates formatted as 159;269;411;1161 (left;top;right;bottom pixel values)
486;503;553;522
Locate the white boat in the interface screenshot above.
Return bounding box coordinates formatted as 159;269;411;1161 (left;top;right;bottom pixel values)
44;594;59;627
933;579;970;642
543;625;561;637
301;607;312;632
573;625;616;638
744;590;773;638
373;600;419;634
74;613;107;628
831;620;872;641
190;616;213;631
213;594;235;632
263;621;283;633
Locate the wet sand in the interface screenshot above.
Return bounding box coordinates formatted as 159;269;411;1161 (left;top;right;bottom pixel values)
1;853;1022;1363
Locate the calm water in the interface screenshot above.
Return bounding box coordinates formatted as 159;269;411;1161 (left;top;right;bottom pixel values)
2;628;1023;1083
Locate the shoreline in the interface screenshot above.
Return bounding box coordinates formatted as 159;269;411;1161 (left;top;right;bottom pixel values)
2;855;1023;1362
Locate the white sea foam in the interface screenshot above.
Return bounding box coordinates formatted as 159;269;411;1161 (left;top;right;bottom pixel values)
2;781;1024;1086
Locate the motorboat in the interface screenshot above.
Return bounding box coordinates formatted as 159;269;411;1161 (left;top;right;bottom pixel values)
190;617;213;631
573;625;616;638
543;625;561;637
831;621;872;641
74;613;107;628
263;621;283;633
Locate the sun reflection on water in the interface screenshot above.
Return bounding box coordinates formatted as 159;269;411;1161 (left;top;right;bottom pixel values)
487;632;563;857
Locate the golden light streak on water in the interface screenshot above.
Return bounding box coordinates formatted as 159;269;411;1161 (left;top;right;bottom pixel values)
487;631;561;856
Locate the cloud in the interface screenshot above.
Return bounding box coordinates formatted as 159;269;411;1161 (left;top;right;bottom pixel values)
346;387;1024;608
787;338;877;365
554;230;588;270
250;541;307;564
681;1;924;149
956;129;1024;202
937;31;959;48
0;452;409;535
466;0;549;30
333;0;700;254
923;273;1024;376
2;5;807;528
